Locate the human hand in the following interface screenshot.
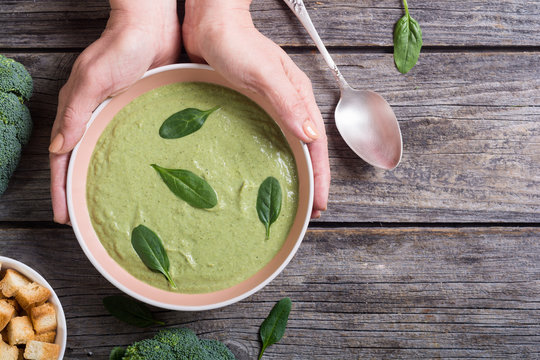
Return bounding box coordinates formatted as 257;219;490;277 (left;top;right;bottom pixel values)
49;0;181;224
183;0;330;218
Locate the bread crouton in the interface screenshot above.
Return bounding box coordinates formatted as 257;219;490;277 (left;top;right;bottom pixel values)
0;270;30;298
33;331;56;344
0;300;16;331
30;303;56;334
3;299;20;314
14;283;50;311
23;340;60;360
0;339;19;360
6;316;34;345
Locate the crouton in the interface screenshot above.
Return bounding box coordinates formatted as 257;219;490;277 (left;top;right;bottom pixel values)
33;331;55;344
30;303;56;334
0;300;15;331
0;339;19;360
6;316;34;345
0;270;30;298
23;340;60;360
1;328;7;342
14;283;50;311
3;299;20;314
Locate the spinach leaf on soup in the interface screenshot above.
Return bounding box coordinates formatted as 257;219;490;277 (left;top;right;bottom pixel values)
159;106;220;139
131;224;176;288
151;164;218;209
256;176;282;239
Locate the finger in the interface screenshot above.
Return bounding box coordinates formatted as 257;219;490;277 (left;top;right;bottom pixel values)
50;152;71;224
311;209;321;219
308;136;330;213
282;56;330;213
243;61;319;144
49;64;111;155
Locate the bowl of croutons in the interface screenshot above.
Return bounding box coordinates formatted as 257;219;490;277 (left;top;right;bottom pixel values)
0;257;66;360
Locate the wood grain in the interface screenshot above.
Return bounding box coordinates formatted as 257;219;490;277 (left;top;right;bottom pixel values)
0;0;539;48
0;227;538;359
0;51;538;223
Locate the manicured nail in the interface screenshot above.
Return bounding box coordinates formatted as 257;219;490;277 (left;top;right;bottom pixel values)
49;133;64;153
303;121;319;140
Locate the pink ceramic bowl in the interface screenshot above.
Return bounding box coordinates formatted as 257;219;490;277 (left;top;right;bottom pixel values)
67;63;313;311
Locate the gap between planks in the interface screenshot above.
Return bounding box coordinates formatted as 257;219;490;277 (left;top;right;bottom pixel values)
1;45;540;54
0;221;538;230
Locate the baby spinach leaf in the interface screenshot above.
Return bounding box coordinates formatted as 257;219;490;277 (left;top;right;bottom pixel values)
103;295;165;328
131;224;176;288
109;347;126;360
151;164;217;209
257;176;282;239
159;106;220;139
258;297;292;360
393;0;422;74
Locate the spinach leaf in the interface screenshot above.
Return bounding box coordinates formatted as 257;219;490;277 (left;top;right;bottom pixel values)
109;346;126;360
103;295;165;328
257;177;282;239
393;0;422;74
131;224;176;288
159;106;220;139
151;164;217;209
258;297;292;360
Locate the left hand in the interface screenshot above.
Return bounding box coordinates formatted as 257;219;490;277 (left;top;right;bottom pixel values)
183;0;330;218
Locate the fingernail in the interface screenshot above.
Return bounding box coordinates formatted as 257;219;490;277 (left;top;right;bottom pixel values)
303;121;319;140
49;133;64;153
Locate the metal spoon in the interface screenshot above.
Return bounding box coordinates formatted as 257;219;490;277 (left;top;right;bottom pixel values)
284;0;402;169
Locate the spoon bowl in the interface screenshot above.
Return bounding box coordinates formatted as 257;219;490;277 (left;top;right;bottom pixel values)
335;88;402;169
284;0;402;169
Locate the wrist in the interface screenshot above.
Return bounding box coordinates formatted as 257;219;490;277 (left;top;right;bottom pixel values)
183;0;253;57
107;0;179;36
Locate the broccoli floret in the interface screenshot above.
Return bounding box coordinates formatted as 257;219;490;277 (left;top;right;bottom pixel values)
155;328;211;359
154;327;200;348
200;339;236;360
123;339;176;360
0;54;33;196
115;327;237;360
0;54;33;101
0;92;32;146
0;125;21;194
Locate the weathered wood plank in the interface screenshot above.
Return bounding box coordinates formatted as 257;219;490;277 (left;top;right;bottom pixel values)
0;226;538;358
0;51;538;222
0;0;539;48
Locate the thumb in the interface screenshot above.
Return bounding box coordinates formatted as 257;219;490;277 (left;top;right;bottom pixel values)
49;64;111;154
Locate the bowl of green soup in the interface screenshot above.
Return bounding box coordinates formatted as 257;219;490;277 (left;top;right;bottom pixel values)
67;64;313;310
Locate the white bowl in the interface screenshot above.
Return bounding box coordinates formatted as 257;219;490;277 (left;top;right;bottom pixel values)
0;256;67;359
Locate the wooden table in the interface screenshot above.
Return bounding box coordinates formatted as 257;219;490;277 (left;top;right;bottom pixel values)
1;1;539;358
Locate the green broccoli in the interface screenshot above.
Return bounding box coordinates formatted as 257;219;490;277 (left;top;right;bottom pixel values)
0;54;33;195
0;125;21;195
200;339;236;360
119;327;237;360
0;54;33;101
1;92;32;145
123;339;176;360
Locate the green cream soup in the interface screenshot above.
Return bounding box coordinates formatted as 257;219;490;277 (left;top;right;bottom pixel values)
87;82;298;293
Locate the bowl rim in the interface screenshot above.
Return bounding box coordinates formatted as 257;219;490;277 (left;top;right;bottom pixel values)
0;256;67;358
67;63;314;311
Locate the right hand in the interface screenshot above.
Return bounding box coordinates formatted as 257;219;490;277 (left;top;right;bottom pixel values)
49;0;181;224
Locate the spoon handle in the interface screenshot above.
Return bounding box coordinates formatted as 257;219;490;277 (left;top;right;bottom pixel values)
283;0;350;90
